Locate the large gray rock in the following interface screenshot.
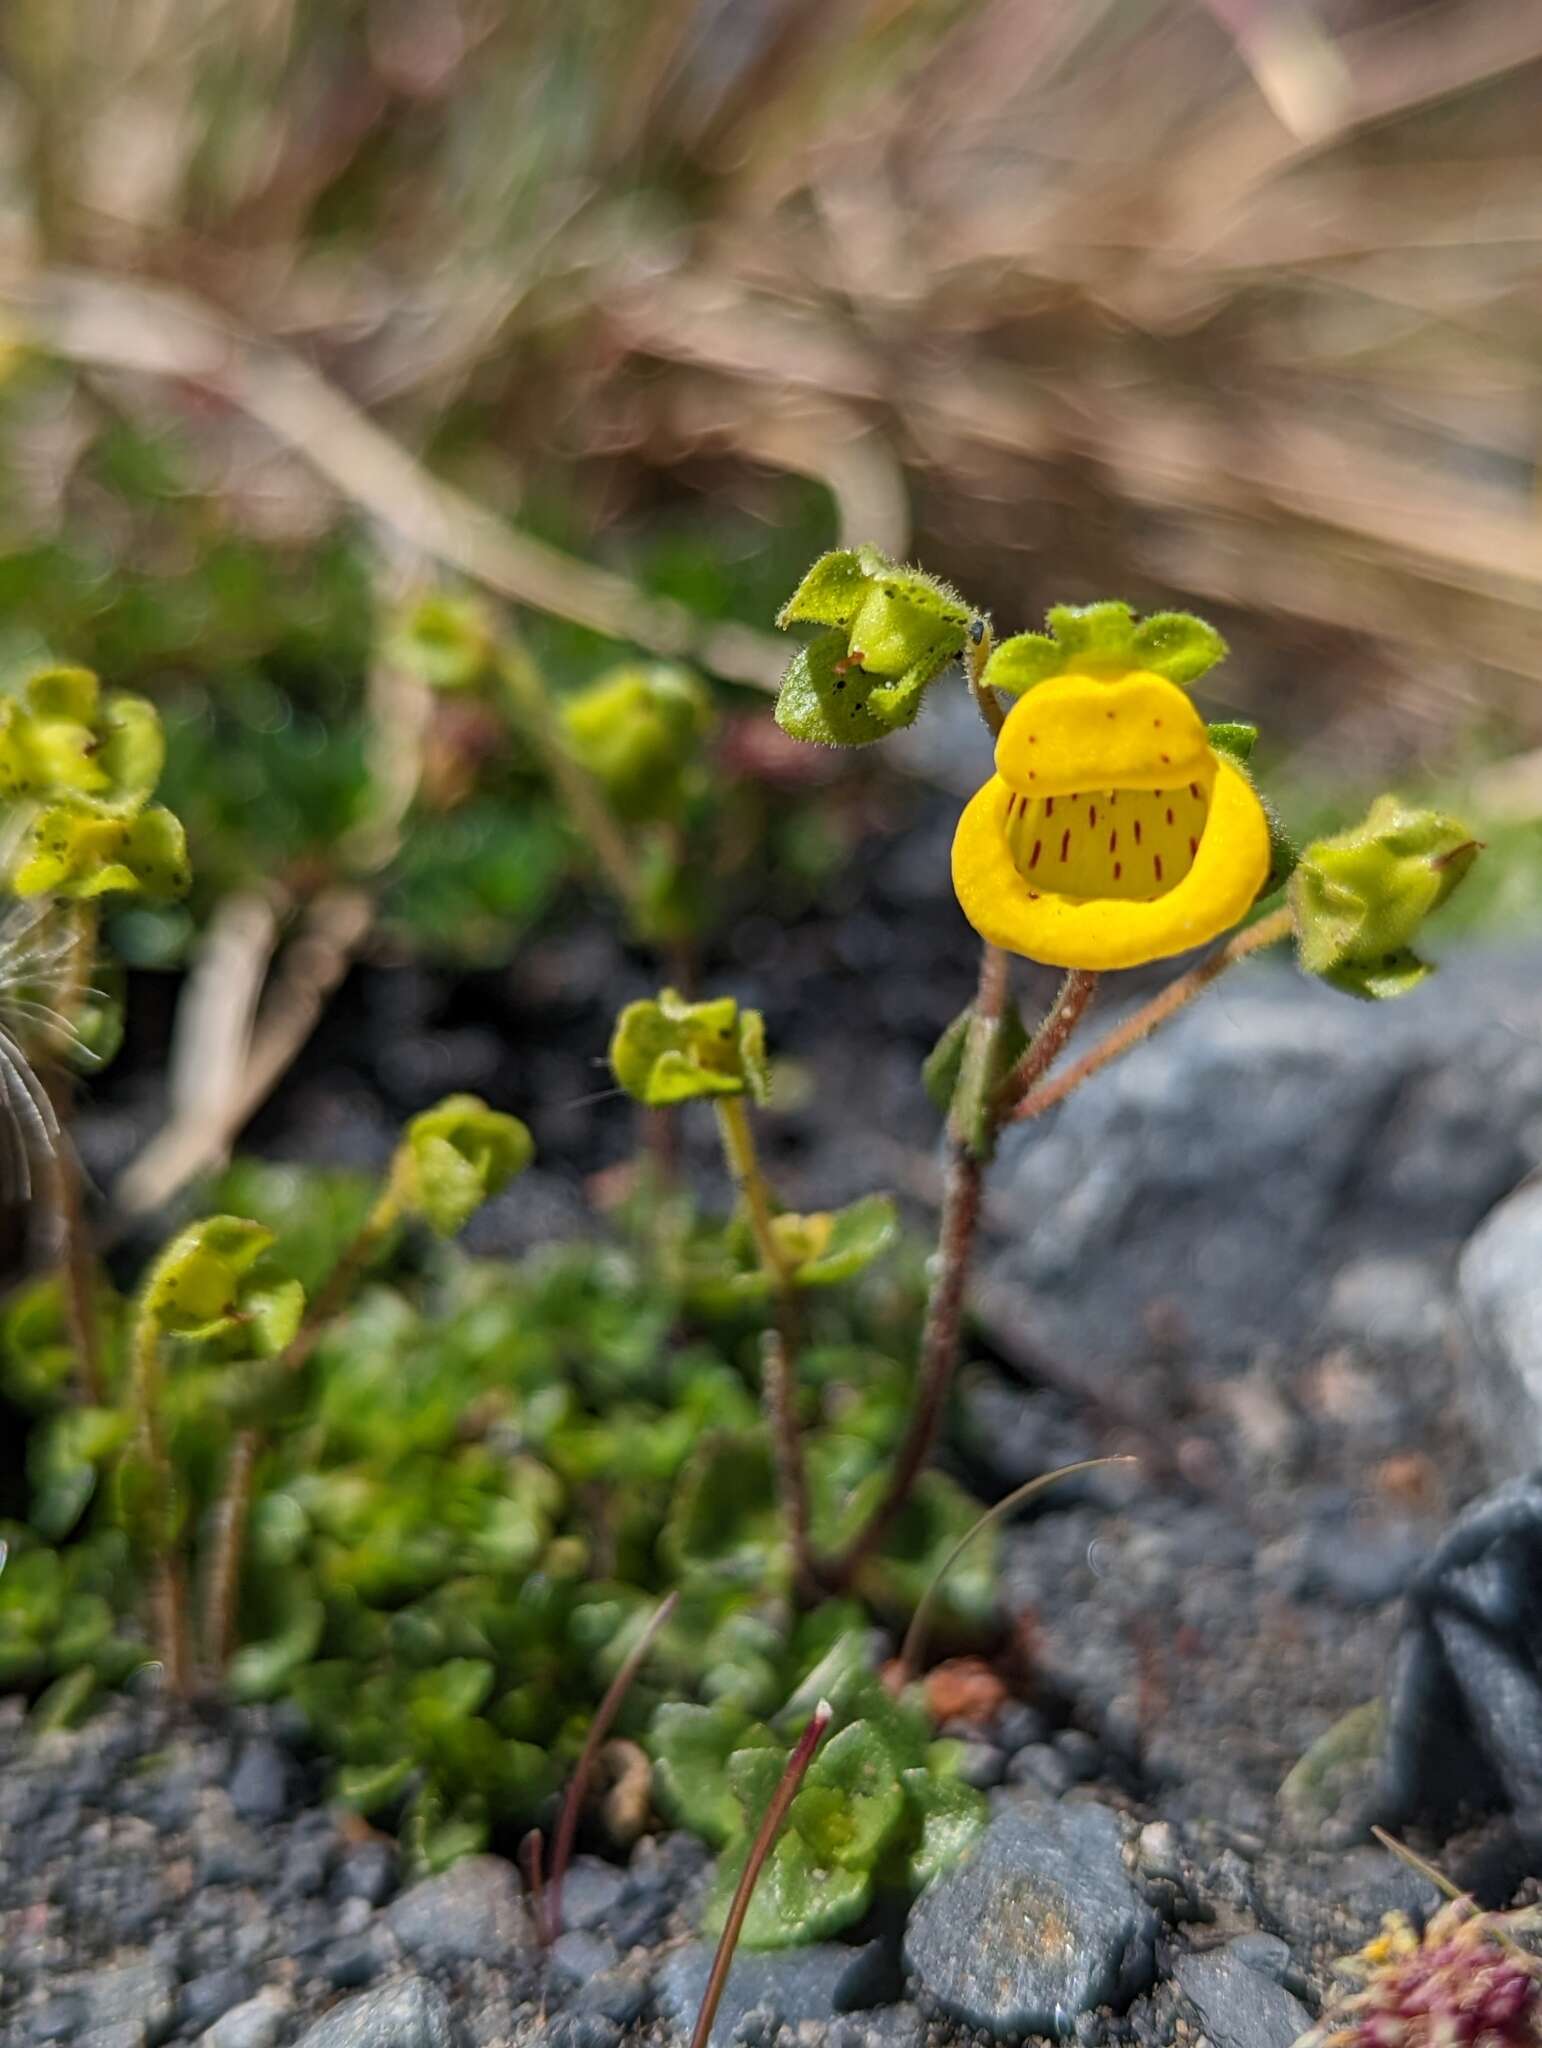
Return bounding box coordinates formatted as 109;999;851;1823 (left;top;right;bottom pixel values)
903;1799;1158;2038
1174;1946;1313;2048
654;1941;881;2048
982;954;1542;1370
1460;1179;1542;1476
293;1980;456;2048
64;1959;177;2045
384;1855;530;1967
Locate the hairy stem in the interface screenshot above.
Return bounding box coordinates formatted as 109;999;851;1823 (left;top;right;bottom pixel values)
689;1702;833;2048
996;969;1099;1114
713;1096;816;1597
129;1306;189;1699
828;941;1012;1590
545;1590;679;1944
1007;905;1295;1127
962;616;1004;737
202;1179;404;1677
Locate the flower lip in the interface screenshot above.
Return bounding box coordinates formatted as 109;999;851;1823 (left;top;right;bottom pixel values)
994;669;1211;798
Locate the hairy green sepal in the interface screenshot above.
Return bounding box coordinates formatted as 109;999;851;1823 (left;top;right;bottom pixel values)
610;990;770;1107
397;1094;534;1236
984;602;1227;694
561;662;713;824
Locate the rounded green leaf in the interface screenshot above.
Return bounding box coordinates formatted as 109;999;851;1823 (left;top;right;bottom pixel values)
609;989;771;1107
649;1701;777;1848
399;1094;534;1236
792;1195;899;1290
900;1765;988;1888
790;1719;906;1871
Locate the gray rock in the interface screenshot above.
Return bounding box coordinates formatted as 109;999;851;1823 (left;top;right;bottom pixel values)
227;1738;294;1823
178;1969;255;2032
551;1855;628;1933
545;2018;621;2048
655;1942;878;2048
199;1993;290;2048
903;1800;1159;2038
194;1801;269;1887
549;1929;620;1990
1324;1254;1453;1356
332;1839;398;1907
1174;1947;1314;2048
384;1854;530;1966
1461;1179;1542;1475
69;1959;176;2045
293;1979;456;2048
832;2008;926;2048
79;2027;146;2048
982;954;1542;1370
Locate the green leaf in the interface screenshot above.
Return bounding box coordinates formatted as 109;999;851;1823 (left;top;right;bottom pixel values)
790;1720;906;1872
793;1194;898;1290
1290;795;1480;1000
922;1000;1029;1155
900;1766;988;1888
846;1472;998;1641
227;1595;325;1702
662;1434;784;1591
706;1830;872;1949
1132;611;1228;683
980;634;1062;698
609;990;771;1107
399;1094;534;1236
1206;721;1258;763
776;550;873;630
649;1701;777;1848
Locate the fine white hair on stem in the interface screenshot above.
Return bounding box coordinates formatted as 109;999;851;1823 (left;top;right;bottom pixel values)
0;1021;60;1199
0;898;98;1199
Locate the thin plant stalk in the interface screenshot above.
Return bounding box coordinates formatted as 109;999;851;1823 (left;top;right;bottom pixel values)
895;1457;1136;1687
713;1095;816;1597
996;969;1099;1115
39;904;105;1403
1007;906;1294;1127
201;1175;406;1673
545;1590;679;1945
688;1701;833;2048
128;1305;190;1699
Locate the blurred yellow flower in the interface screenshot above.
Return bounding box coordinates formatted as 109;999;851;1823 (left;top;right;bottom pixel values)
951;669;1270;969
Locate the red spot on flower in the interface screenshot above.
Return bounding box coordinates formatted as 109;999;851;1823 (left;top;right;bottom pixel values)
1166;808;1175;826
1189;836;1199;857
1109;830;1118;853
1045;796;1055;817
1133;820;1142;845
1154;854;1164;882
1060;829;1071;861
1088;806;1098;827
1029;839;1042;869
1113;862;1122;880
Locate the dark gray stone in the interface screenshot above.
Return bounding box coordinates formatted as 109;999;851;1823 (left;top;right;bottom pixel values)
79;2027;146;2048
199;1994;290;2048
333;1840;398;1907
556;1855;628;1932
69;1959;176;2045
1381;1471;1542;1826
1005;1744;1074;1796
832;2008;927;2048
384;1854;530;1966
545;2017;622;2048
194;1803;269;1887
1461;1180;1542;1475
292;1979;456;2048
548;1929;620;1991
568;1962;654;2029
981;954;1542;1370
1174;1948;1313;2048
655;1941;880;2048
178;1969;255;2032
227;1738;294;1823
903;1799;1159;2038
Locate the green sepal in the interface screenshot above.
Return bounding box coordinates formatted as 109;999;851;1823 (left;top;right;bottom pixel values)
922;1000;1029;1159
983;603;1227;693
1206;721;1258;763
1290;795;1480;1001
774;549;971;747
609;989;770;1107
11;799;191;900
0;668;166;810
93;693;166;813
773;629;946;749
561;662;713;825
139;1215;287;1346
398;1093;534;1236
387;592;497;690
689;1193;899;1310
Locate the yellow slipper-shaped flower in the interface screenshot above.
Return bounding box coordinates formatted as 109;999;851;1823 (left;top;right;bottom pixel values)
952;669;1271;969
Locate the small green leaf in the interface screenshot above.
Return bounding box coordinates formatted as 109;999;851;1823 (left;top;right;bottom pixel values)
845;1472;998;1641
793;1194;899;1289
790;1720;906;1872
609;990;771;1108
980;634;1062;698
1290;795;1480;1001
649;1701;777;1848
901;1766;988;1888
706;1830;872;1949
662;1434;783;1590
399;1094;534;1236
1133;611;1228;683
388;592;497;690
561;662;713;825
1206;721;1258;763
227;1596;325;1702
922;1000;1029;1155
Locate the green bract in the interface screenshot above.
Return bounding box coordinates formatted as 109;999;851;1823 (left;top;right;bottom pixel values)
11;799;190;900
610;990;771;1107
684;1194;899;1312
561;662;713;823
397;1094;535;1236
140;1216;304;1353
773;547;971;745
983;601;1226;694
1290;795;1480;999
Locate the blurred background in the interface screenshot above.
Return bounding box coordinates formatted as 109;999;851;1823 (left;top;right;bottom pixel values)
1;0;1541;1229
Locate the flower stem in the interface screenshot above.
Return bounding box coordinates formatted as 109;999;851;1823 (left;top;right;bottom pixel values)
545;1590;679;1944
1006;904;1295;1127
713;1096;816;1599
996;969;1099;1115
828;939;1018;1591
962;617;1004;737
201;1178;404;1676
688;1702;833;2048
128;1304;189;1700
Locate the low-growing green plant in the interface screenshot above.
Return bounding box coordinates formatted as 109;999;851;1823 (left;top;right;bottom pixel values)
0;552;1483;1935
